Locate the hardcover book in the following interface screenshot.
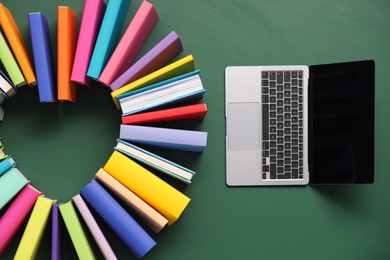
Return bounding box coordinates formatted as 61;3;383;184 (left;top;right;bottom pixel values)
0;168;28;210
121;103;207;125
81;179;156;258
71;0;106;86
110;31;183;91
28;12;56;102
103;150;191;224
115;139;195;183
99;0;158;86
52;204;60;260
0;68;17;98
0;3;36;86
111;54;196;107
117;70;205;116
120;124;208;152
86;0;131;80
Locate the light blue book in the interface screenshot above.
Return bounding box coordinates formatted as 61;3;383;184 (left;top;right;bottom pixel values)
87;0;131;80
117;70;206;116
0;156;16;176
0;168;28;210
115;139;195;184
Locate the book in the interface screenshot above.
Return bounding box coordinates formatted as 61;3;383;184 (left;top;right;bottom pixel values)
72;194;117;260
0;168;28;211
103;151;191;225
52;204;60;260
71;0;106;86
0;106;4;121
111;54;196;107
14;196;56;260
118;70;205;116
115;139;195;183
99;0;158;86
57;6;77;102
120;124;208;152
95;168;168;232
80;179;156;259
59;201;95;259
0;156;16;176
86;0;131;80
0;184;42;255
0;3;36;86
0;68;16;98
122;103;207;125
28;12;56;103
0;30;25;87
110;31;183;91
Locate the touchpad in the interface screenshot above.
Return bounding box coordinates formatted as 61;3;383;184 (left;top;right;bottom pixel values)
227;102;260;150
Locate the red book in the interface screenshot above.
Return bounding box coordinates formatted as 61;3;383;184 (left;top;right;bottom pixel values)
122;103;207;125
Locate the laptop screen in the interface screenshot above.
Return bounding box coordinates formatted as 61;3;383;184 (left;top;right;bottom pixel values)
309;60;375;184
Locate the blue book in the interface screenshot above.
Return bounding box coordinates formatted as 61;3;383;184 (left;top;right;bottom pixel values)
80;179;156;258
0;156;16;176
117;70;205;116
86;0;131;80
119;124;208;152
28;12;56;102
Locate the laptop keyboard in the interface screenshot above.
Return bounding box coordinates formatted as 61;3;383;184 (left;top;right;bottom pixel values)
261;70;304;180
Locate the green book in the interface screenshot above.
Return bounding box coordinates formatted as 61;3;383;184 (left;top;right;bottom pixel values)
59;201;95;259
0;30;25;87
0;168;28;210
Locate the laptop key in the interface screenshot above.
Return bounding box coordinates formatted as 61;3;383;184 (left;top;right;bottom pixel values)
270;164;276;179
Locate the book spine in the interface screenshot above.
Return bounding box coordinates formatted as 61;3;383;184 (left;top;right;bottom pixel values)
0;157;15;176
70;0;106;86
72;194;117;260
122;103;207;125
110;31;183;91
103;151;191;225
119;124;208;152
28;12;56;103
99;0;158;86
0;3;36;86
111;54;195;108
0;69;17;98
80;179;156;259
0;168;28;211
59;201;95;259
0;184;41;255
57;6;77;102
14;196;56;260
95;168;168;233
86;0;131;80
0;30;26;87
52;204;60;260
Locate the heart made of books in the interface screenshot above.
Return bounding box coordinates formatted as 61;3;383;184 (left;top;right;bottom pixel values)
0;1;207;259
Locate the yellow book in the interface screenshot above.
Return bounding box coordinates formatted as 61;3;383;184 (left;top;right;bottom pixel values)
103;151;190;225
111;54;195;108
14;196;56;260
0;3;36;86
59;201;95;259
95;168;168;233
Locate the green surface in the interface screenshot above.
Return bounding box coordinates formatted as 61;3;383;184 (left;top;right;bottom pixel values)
0;0;389;259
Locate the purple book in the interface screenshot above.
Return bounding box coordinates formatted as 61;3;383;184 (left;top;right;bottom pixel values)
52;204;60;260
0;68;16;98
119;124;208;152
110;31;183;91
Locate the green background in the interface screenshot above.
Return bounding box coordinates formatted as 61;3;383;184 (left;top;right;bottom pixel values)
0;0;389;259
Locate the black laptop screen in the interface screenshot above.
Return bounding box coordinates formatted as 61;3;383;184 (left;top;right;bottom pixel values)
309;60;375;184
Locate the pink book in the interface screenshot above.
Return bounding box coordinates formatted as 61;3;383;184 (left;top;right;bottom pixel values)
98;0;158;86
70;0;106;86
0;184;42;254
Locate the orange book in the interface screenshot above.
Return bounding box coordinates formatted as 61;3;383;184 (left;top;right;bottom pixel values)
0;3;36;86
57;6;77;102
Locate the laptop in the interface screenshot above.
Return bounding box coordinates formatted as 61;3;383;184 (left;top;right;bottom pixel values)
225;60;375;186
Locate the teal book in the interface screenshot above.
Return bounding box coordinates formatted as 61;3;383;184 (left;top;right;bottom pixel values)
0;156;16;176
86;0;131;80
0;168;28;210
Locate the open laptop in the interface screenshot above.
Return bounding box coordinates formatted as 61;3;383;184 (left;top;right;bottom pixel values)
225;60;375;186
